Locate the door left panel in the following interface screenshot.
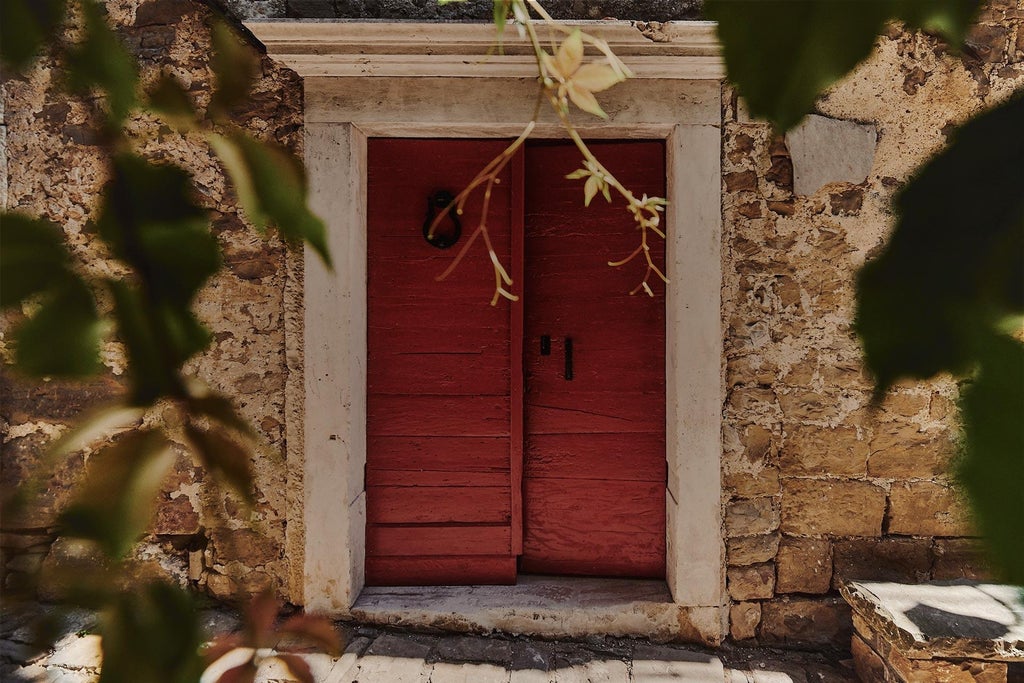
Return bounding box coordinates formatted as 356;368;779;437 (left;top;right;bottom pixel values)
366;139;516;585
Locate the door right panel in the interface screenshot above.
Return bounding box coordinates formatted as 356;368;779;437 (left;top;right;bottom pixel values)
521;141;667;578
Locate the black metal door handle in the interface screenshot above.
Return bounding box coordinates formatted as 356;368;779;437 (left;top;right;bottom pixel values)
564;337;573;381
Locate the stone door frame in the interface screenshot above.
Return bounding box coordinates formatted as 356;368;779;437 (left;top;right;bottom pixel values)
246;20;727;641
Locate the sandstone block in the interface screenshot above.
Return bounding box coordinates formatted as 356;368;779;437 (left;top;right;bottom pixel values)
151;495;200;536
725;497;780;538
727;563;775;601
210;528;280;566
832;538;930;587
759;596;851;647
779;425;867;477
887;482;973;537
777;389;844;423
727;534;780;567
932;538;992;581
851;635;886;683
730;602;761;641
724;170;758;192
785;115;876;196
780;478;885;536
776;536;832;594
868;423;953;479
724;469;780;498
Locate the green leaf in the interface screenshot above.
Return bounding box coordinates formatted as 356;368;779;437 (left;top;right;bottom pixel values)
706;0;980;131
184;422;255;505
98;581;205;683
110;281;209;404
209;19;258;117
14;278;104;377
856;93;1024;393
957;334;1024;585
209;132;332;267
65;0;138;125
58;429;175;558
0;213;73;308
96;154;219;307
146;73;197;130
0;0;66;70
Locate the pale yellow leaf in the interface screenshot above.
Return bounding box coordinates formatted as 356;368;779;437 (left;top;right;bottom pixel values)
584;175;599;206
554;30;583;79
571;63;624;93
566;82;607;119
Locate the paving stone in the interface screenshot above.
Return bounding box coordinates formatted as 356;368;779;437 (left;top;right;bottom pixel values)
43;635;102;670
632;645;725;681
365;632;435;659
511;640;553;672
430;661;511;682
434;635;512;665
353;652;432;682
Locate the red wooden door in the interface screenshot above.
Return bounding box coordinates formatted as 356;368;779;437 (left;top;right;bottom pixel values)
365;139;520;585
520;141;667;578
365;139;665;585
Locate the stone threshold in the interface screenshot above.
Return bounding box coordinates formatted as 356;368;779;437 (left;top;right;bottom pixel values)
346;575;723;645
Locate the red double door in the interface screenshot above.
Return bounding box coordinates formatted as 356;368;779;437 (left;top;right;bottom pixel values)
366;139;666;585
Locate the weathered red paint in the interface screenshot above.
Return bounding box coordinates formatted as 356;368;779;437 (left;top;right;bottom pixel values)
520;141;666;579
365;139;516;586
365;139;666;585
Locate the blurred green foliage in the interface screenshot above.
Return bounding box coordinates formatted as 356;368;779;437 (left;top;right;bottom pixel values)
0;0;336;679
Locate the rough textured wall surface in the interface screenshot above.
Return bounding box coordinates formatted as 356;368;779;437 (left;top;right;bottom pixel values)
719;1;1022;646
1;0;303;602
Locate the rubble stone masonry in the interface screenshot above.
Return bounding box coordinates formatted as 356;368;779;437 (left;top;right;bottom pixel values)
1;0;1022;647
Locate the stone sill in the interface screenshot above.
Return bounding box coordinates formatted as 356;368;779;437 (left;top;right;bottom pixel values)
346;575;724;646
841;580;1024;662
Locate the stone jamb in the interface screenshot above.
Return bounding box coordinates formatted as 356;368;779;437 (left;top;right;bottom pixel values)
247;20;726;640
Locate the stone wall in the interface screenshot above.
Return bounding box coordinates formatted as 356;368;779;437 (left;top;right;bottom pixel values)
1;0;1021;646
1;0;303;602
719;1;1022;646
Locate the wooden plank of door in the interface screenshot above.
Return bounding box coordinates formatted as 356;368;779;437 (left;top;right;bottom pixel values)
366;138;517;585
521;140;667;579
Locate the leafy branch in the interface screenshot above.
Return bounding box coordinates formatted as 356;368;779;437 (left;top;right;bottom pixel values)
433;0;670;303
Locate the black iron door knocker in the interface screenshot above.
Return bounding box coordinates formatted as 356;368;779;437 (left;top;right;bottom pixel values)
422;190;461;249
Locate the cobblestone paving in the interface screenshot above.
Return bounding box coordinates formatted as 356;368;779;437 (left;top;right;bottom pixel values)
1;605;856;682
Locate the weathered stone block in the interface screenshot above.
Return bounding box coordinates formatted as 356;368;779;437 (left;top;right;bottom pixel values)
851;634;887;683
868;423;953;479
727;563;775;601
151;494;200;536
759;596;851;646
729;602;761;642
887;482;973;537
779;425;867;477
724;469;780;498
832;537;931;587
724;170;758;192
727;534;780;567
725;497;780;538
780;478;885;536
210;528;280;566
776;536;832;594
932;538;992;581
785;115;877;196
